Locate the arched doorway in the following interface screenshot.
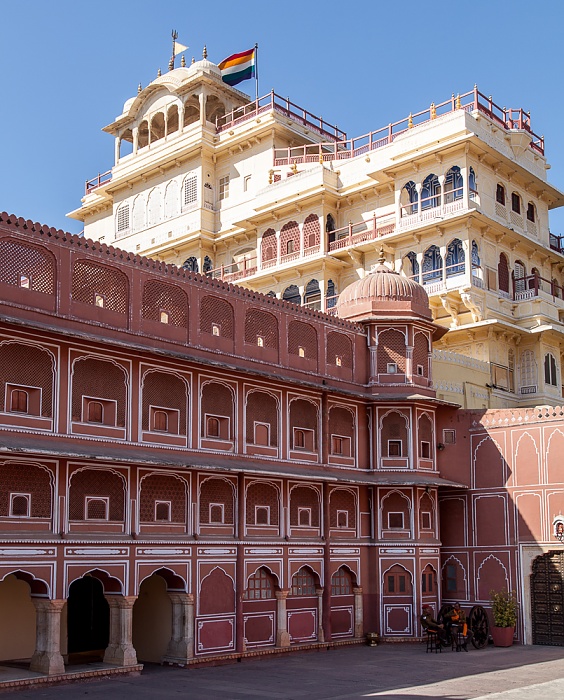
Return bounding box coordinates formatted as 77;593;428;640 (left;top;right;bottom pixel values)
243;567;278;648
0;574;36;662
67;577;109;661
531;550;564;646
330;566;356;638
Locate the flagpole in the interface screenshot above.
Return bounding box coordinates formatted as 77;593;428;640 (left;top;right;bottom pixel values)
254;43;259;102
170;29;178;71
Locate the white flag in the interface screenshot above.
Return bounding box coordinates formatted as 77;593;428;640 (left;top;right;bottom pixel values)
174;41;188;54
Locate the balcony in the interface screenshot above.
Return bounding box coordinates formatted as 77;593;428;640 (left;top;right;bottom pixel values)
328;215;396;252
550;233;564;255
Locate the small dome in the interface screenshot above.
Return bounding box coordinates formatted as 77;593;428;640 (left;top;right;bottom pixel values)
336;260;431;321
185;59;222;78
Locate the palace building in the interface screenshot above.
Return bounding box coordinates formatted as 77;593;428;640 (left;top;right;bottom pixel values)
2;54;564;683
69;50;564;410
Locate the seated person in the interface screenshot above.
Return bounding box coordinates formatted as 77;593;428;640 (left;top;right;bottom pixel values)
444;602;473;651
420;605;447;642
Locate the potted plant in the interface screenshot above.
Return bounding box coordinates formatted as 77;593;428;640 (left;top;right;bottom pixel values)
489;589;517;647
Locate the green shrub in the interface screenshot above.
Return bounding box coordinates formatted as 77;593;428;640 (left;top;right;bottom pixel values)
490;589;517;628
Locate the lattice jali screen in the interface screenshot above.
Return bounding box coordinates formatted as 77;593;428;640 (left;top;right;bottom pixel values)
0;462;52;517
413;333;430;375
327;332;353;369
331;567;353;595
290;486;320;526
68;468;125;520
72;260;128;313
0;238;56;294
199;478;234;524
289;398;318;431
200;296;234;339
381;412;408;454
377;329;406;373
142;280;188;327
418;414;433;445
0;342;54;416
303;214;320;249
245;391;278;445
139;474;186;522
142;371;187;433
245;482;279;525
261;229;277;264
329;406;354;441
200;382;234;432
280;221;300;253
71;357;127;425
329;489;356;528
244;309;279;349
288;321;317;359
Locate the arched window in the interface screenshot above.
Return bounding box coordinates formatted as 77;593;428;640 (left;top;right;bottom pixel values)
496;183;506;206
326;279;337;309
203;256;213;274
87;401;103;424
527;202;536;223
331;567;353;595
401;181;418;215
283;285;301;305
304;279;321;309
152;410;168;432
498;253;510;294
326;214;336;244
514;260;526;294
471;241;480;268
511;192;522;214
544;353;558;387
183;256;199;273
422;245;442;282
446;239;464;276
520;349;537;391
291;568;317;596
167;104;179;134
469;167;477;198
444;166;463;203
138;120;149;149
421;174;440;210
150;112;165;143
405;251;419;279
119;129;133;159
244;568;275;600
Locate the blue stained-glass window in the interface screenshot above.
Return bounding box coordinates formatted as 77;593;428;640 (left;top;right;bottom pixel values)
422;245;442;282
421;174;440;210
446;239;464;276
406;251;419;278
445;166;463;202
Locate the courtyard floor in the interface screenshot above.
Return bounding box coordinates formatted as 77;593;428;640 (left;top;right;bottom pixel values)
2;642;564;698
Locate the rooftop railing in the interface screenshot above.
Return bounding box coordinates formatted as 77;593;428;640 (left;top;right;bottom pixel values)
85;169;112;195
274;87;544;166
216;91;347;141
549;233;564;254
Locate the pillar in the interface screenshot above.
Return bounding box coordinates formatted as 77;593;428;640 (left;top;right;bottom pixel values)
114;137;120;166
30;599;65;676
316;587;325;642
103;595;138;666
199;92;206;125
162;593;195;664
275;590;291;647
415;183;422;219
353;587;364;638
438;174;445;212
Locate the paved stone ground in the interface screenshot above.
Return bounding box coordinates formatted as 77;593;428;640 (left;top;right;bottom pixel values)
5;643;564;699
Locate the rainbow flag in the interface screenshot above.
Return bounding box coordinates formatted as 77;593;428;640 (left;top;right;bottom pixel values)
218;47;256;87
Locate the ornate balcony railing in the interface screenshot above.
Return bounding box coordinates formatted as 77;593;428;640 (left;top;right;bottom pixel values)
328;214;395;252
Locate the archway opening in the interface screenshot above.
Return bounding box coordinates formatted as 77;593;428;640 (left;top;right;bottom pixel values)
0;574;36;662
67;576;109;663
132;573;172;663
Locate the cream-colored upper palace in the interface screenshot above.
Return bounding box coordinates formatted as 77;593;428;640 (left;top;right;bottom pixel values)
69;50;564;409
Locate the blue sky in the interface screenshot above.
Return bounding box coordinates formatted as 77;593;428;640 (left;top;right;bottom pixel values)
1;0;563;234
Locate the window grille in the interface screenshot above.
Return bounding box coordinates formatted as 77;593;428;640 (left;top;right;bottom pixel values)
155;501;171;521
331;568;352;595
292;569;316;596
86;497;109;520
244;568;274;600
183;174;198;208
116;204;130;233
10;493;30;517
545;353;558;386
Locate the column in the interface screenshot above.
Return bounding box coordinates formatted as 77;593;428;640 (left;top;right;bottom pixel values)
132;126;139;155
30;599;65;676
416;252;424;286
199;92;206;125
438;175;445;213
163;593;195;664
179;103;185;133
103;595;138;666
415;183;422;220
353;587;364;638
114;137;120;166
275;590;290;647
316;587;325;642
440;245;447;286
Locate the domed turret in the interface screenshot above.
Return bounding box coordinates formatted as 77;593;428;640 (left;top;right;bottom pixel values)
336;252;431;322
